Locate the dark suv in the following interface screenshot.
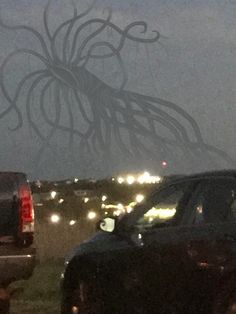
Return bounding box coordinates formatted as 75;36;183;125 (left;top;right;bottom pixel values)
61;170;236;314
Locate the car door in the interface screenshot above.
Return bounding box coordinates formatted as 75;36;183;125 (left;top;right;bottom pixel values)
183;176;236;309
128;179;200;313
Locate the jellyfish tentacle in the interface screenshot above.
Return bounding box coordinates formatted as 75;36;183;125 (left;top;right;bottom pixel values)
90;102;107;152
133;99;192;144
117;100;143;158
0;49;48;128
79;22;160;62
51;0;96;61
122;96;168;158
200;142;235;166
63;87;75;147
4;70;47;131
0;13;52;61
71;8;112;63
3;49;50;67
1;49;48;104
91;132;100;155
132;93;205;144
73;90;92;124
37;79;60;161
82;41;128;90
44;0;53;41
25;74;51;143
97;103;112;151
114;98;186;146
112;105;190;157
39;79;83;137
107;99;133;156
70;18;159;64
62;1;78;63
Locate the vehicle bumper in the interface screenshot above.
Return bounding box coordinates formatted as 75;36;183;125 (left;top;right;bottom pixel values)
0;246;36;285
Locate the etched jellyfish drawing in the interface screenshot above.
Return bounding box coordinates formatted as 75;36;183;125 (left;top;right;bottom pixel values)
0;0;234;174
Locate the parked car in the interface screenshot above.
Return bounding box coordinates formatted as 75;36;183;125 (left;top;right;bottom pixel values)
61;170;236;314
0;172;35;313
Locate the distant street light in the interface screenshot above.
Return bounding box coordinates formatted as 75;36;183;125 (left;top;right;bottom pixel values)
117;177;124;184
102;195;107;202
127;175;135;185
50;191;57;199
84;197;89;203
136;194;145;203
87;211;97;220
50;214;60;223
69;220;76;226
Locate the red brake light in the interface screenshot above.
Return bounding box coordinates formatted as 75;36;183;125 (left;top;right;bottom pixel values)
19;184;34;233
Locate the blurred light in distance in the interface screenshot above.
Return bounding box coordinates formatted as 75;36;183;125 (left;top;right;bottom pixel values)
162;160;168;168
58;198;64;204
114;210;121;216
117;177;124;184
87;211;97;220
145;207;176;219
117;203;124;210
84;197;89;203
126;206;133;213
69;220;76;226
102;195;107;202
74;178;79;183
50;214;60;223
137;172;162;184
72;306;79;314
36;180;42;188
50;191;57;199
103;204;117;209
127;175;135;185
136;194;145;203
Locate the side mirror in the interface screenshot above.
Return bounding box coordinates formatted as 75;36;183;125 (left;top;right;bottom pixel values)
97;217;116;233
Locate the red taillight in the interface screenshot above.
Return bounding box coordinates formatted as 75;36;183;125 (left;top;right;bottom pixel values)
19;184;34;233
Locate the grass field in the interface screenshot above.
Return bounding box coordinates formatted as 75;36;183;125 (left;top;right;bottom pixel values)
10;261;64;314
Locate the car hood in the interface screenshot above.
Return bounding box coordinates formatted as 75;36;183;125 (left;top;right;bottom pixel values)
65;231;131;263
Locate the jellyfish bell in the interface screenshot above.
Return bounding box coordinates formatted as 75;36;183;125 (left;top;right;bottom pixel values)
49;64;79;89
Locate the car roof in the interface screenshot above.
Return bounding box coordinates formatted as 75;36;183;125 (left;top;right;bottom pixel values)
164;169;236;185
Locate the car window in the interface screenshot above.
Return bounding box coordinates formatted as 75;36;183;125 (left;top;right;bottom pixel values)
189;178;236;224
134;181;193;229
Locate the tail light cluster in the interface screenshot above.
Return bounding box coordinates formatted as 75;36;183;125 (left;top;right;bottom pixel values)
18;184;34;242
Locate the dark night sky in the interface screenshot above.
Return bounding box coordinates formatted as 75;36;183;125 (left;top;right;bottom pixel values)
0;0;236;180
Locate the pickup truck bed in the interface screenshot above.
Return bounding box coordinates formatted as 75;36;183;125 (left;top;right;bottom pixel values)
0;172;36;287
